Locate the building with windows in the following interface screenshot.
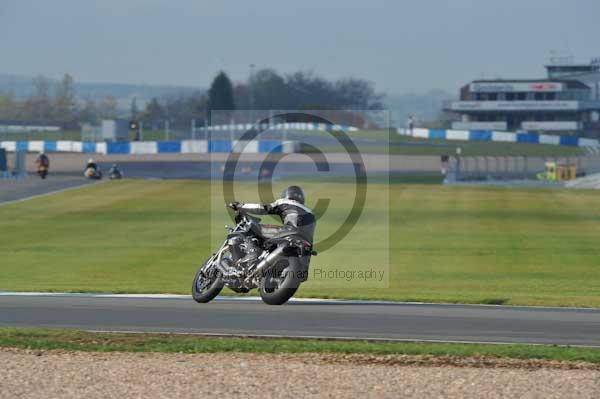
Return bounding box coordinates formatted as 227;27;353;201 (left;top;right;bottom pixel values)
446;58;600;138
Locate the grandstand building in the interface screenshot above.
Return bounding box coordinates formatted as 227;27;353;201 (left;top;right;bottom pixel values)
447;57;600;138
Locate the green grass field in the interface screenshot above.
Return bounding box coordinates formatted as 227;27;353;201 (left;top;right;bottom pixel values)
296;129;584;156
1;180;599;307
2;328;600;364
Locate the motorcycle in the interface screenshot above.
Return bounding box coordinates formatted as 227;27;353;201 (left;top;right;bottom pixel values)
109;169;123;180
192;203;316;305
84;167;103;180
37;164;48;179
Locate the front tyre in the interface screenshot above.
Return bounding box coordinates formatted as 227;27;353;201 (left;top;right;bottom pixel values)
192;262;224;303
259;259;302;305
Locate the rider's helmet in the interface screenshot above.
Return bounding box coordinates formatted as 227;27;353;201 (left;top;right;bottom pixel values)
88;158;94;164
281;185;305;204
112;164;118;168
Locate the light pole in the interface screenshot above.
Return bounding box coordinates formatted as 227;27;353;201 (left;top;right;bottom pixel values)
249;63;255;124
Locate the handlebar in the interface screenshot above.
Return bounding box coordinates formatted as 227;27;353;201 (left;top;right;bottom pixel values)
227;202;240;211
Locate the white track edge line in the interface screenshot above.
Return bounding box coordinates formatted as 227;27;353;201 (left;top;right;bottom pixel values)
1;291;600;311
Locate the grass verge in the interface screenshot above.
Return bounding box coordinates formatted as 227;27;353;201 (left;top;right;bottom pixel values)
2;328;600;365
1;180;600;307
297;129;585;157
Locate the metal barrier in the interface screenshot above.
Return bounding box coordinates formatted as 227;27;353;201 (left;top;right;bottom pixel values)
14;150;27;180
446;154;600;182
0;148;8;179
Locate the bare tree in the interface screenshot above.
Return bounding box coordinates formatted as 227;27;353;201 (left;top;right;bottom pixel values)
54;73;77;123
98;96;119;119
0;92;17;120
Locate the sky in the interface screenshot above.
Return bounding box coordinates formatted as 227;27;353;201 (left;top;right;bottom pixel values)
1;0;599;94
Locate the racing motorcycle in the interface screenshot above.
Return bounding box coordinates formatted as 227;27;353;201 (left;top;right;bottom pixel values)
108;167;123;180
84;167;103;180
192;203;316;305
37;164;48;179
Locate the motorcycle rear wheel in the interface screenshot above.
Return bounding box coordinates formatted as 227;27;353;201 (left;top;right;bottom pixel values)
192;262;224;303
259;260;302;305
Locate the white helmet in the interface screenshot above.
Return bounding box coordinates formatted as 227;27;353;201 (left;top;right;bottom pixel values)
88;158;94;164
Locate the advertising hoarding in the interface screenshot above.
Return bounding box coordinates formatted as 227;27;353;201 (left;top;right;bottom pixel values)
450;101;579;111
469;82;564;93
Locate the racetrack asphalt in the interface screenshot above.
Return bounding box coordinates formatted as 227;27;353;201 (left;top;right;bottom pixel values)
1;293;600;346
0;174;96;203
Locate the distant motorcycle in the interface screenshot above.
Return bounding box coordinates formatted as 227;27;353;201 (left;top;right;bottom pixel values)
37;164;48;179
84;167;102;180
108;165;123;180
35;152;49;179
192;204;316;305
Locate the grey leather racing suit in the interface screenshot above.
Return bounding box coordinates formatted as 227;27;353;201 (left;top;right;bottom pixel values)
239;198;316;243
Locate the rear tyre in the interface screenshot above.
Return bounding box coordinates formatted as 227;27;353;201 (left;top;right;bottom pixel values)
259;259;302;305
192;262;224;303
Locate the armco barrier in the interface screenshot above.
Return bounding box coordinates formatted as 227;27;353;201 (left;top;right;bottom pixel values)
107;142;130;154
0;139;298;155
44;141;57;152
208;140;233;153
258;140;283;153
0;123;359;155
398;128;600;149
157;141;181;153
5;127;598;154
516;133;538;144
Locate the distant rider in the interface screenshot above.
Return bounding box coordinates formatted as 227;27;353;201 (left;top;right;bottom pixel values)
108;163;123;179
84;158;102;179
35;151;49;169
85;158;98;172
231;186;316;264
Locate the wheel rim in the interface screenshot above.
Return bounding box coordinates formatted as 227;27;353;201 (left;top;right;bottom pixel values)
195;272;212;293
263;266;287;293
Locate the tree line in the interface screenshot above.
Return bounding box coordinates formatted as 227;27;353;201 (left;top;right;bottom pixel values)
0;69;384;129
0;73;120;128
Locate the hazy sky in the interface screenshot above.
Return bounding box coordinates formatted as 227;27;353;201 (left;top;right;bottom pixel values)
1;0;599;94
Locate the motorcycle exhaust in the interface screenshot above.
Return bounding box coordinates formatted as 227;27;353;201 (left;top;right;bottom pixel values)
244;245;286;284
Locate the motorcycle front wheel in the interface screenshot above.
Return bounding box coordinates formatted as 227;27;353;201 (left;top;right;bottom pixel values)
259;259;302;305
192;261;224;303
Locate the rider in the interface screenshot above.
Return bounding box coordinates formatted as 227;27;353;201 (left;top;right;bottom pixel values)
85;158;98;172
35;151;49;169
231;186;316;264
109;163;122;177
